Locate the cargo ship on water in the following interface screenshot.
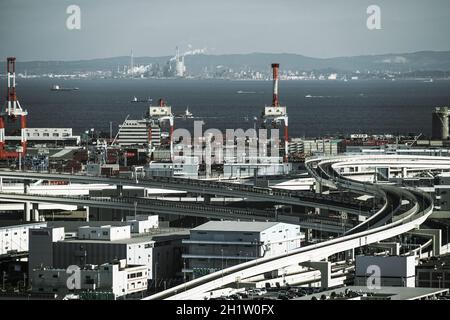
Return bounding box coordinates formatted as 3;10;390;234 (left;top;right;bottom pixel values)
51;84;79;91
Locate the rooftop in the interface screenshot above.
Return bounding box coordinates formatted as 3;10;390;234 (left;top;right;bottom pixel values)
192;221;283;233
0;220;47;229
61;227;189;244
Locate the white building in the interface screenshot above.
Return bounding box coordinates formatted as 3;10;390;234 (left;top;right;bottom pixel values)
182;221;302;279
146;156;200;178
28;222;188;283
31;259;148;298
289;138;344;156
18;128;80;145
223;162;291;178
77;225;131;241
126;215;159;233
0;222;47;255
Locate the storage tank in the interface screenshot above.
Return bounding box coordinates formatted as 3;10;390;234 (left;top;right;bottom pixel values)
432;106;449;140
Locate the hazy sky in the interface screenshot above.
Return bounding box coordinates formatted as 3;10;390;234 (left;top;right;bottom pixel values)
1;0;450;61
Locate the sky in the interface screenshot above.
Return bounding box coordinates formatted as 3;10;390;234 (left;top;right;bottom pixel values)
1;0;450;61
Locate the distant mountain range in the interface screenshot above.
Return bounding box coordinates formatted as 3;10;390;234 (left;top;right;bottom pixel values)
3;51;450;75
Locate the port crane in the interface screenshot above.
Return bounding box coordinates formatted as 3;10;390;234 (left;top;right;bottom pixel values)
0;57;28;160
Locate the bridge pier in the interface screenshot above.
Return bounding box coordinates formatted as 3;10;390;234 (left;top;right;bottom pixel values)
408;229;442;257
117;185;123;197
23;180;31;221
299;261;331;289
314;182;322;215
345;248;355;261
368;242;401;255
32;203;39;221
305;229;313;243
24;202;31;221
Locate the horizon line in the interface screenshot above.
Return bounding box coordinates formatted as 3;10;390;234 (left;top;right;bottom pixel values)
5;49;450;64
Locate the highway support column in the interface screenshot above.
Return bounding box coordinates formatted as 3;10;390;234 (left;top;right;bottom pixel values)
23;179;31;221
32;203;39;222
368;242;401;255
408;229;442;257
299;261;331;289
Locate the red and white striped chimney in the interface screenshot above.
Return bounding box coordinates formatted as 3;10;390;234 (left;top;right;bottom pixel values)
271;63;279;107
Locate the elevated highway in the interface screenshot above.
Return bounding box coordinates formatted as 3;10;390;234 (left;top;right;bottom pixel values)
0;170;372;216
145;155;435;300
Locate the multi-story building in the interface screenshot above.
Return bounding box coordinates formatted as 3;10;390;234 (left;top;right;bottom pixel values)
289;138;344;157
182;221;302;279
0;222;47;255
416;254;450;289
434;173;450;212
28;219;188;284
31;259;148;299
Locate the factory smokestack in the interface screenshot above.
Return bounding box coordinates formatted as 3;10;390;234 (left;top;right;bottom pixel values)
272;63;279;107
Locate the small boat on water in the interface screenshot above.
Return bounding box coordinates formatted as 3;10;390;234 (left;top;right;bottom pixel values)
175;107;194;119
51;84;79;91
131;96;152;103
236;90;259;94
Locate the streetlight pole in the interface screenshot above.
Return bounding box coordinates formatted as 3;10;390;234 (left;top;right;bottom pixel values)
254;239;259;266
154;262;158;291
446;226;449;252
221;249;224;285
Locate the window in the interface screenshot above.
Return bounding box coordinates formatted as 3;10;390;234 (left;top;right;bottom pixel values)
52;274;58;278
103;231;108;236
43;133;50;137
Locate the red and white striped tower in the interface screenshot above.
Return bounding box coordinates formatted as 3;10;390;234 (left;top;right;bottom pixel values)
272;63;280;107
1;57;28;159
284;117;289;163
0;116;5;151
271;63;289;162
